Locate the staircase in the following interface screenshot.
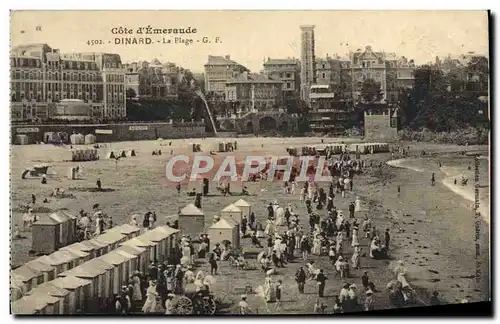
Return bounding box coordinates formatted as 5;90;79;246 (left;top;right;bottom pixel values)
195;90;218;135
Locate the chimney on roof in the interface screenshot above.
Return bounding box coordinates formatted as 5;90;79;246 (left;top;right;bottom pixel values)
225;55;230;60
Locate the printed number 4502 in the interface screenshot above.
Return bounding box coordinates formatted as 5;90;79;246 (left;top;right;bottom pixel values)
87;40;104;45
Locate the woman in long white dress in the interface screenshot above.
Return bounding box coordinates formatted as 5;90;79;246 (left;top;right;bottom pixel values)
312;234;322;255
132;274;143;304
275;207;285;226
264;276;275;302
264;221;273;236
351;227;360;247
142;281;158;313
369;238;379;259
355;196;361;212
94;215;102;236
336;212;344;229
295;228;303;249
351;246;361;269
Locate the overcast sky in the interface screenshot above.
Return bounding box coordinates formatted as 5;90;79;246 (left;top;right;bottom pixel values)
10;10;489;73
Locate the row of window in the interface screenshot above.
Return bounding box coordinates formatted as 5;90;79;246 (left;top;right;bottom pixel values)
11;58;100;70
105;74;125;83
11;70;103;82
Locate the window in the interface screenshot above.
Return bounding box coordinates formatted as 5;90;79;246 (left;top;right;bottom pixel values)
322;73;326;79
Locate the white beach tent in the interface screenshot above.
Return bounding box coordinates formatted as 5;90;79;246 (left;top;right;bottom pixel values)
84;134;96;145
221;204;243;224
208;218;240;249
70;133;85;145
233;199;252;219
178;203;205;238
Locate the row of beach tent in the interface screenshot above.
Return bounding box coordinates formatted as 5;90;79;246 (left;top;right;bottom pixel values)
69;134;96;145
12;223;180;314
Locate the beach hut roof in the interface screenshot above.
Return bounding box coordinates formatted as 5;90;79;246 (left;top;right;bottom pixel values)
98;251;130;265
115;244;146;256
49;210;76;223
141;226;179;242
222;204;242;212
86;238;108;248
61;242;94;253
121;236;156;248
61;259;113;279
12;265;42;282
95;231;126;245
33;214;60;225
59;245;89;258
12;294;60;314
108;223;141;235
25;259;55;273
234;199;251;207
210;218;237;229
28;282;70;298
180;203;204;216
51;275;91;291
11;273;25;286
41;250;81;266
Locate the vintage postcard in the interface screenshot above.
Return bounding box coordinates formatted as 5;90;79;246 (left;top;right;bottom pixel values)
9;10;490;315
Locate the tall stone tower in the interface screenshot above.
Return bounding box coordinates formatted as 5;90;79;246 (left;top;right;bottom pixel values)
300;25;316;104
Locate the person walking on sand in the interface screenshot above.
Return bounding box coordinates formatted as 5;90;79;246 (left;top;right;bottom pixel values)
142;280;158;313
295;266;306;294
239;295;252;314
364;289;375;311
96;178;102;190
31;194;36;205
385;229;391;250
431;173;435;186
316;269;327;298
274;280;283;312
430;291;441;305
176;182;181;194
291;181;296;195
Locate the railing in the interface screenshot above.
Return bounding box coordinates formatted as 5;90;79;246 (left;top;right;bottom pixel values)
195;90;218;135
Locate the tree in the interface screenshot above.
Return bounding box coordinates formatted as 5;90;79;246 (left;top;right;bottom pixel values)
360;79;384;103
126;88;137;99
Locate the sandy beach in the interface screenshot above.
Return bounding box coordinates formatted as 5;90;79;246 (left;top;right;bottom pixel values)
10;137;490;312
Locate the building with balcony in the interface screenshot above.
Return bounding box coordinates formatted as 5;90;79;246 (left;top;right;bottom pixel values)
204;55;249;98
224;72;284;114
10;43;127;122
124;59;179;99
308;84;353;134
315;46;415;105
263;58;301;100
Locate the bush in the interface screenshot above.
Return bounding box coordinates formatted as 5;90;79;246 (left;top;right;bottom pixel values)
398;126;489;145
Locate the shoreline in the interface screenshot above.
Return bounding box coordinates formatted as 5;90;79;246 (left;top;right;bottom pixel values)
378;157;489;304
386;158;490;223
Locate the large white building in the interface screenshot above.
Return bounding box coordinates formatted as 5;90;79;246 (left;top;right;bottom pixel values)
10;43;127;121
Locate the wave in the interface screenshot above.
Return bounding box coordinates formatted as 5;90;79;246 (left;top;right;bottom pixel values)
386;159;424;172
440;167;490;224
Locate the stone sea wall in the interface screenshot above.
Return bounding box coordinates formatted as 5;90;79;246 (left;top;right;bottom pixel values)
11;121;207;144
